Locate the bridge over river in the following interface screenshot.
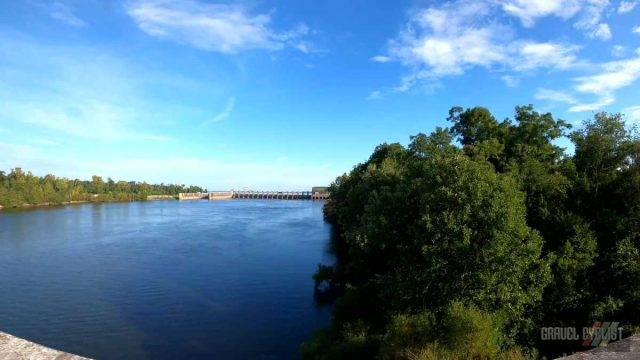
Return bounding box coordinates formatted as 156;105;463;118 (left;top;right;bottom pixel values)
177;187;329;201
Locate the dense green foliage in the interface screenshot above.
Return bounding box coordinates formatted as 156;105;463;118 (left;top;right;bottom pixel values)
0;168;204;208
305;106;640;359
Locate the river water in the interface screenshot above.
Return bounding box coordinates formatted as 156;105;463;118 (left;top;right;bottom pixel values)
0;200;333;359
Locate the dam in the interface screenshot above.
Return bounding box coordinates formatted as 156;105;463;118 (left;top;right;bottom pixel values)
178;187;329;201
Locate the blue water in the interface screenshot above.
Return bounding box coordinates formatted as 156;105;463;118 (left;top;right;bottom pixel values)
0;200;333;359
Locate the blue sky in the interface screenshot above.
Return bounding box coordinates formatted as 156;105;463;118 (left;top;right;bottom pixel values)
1;0;639;190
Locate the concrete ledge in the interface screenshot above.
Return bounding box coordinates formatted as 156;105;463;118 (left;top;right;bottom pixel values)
557;335;640;359
0;331;90;360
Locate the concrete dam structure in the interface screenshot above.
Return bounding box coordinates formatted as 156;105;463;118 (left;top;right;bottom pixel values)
178;187;329;201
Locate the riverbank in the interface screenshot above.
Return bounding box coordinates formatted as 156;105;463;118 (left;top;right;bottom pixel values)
0;196;181;212
0;331;89;359
0;200;92;211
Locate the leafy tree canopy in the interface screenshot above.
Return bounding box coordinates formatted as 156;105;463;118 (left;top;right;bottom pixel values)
306;106;640;359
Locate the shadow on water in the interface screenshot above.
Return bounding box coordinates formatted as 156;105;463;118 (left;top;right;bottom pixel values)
312;227;347;306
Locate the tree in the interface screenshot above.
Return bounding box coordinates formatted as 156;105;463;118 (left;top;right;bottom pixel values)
310;106;640;359
0;168;204;208
91;175;105;194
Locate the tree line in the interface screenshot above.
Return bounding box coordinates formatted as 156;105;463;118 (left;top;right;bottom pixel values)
303;106;640;359
0;168;205;208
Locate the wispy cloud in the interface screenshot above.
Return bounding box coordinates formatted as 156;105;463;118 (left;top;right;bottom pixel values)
372;0;639;110
623;105;640;122
537;54;640;112
573;57;640;97
126;0;310;53
512;41;579;70
569;97;615;112
501;75;519;87
371;55;391;63
377;0;581;91
8;101;172;142
50;1;86;27
500;0;612;40
202;97;235;126
500;0;582;27
612;45;627;57
573;1;612;40
618;0;637;13
0;34;179;143
535;88;578;104
366;91;383;100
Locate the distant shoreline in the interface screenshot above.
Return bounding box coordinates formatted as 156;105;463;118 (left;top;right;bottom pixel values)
0;196;179;212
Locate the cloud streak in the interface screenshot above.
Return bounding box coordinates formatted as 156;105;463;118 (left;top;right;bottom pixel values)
50;1;86;27
500;0;582;27
618;1;637;13
0;34;175;143
623;105;640;122
537;55;640;112
202;97;235;126
126;0;310;53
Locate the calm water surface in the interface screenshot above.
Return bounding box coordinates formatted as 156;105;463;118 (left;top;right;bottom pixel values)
0;200;333;359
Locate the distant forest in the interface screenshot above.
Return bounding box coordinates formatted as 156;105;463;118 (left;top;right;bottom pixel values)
304;106;640;359
0;168;205;208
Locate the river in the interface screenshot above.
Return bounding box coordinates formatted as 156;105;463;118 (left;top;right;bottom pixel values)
0;200;333;359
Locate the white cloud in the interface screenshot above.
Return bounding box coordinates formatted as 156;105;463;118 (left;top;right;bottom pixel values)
499;0;613;41
377;0;581;90
202;97;235;125
612;45;627;57
530;52;640;113
573;0;612;41
296;42;311;54
573;57;640;95
500;0;612;40
512;41;579;70
534;88;614;113
623;105;640;122
535;88;579;104
371;55;391;63
618;0;637;13
126;0;310;53
385;0;506;79
566;56;640;111
591;23;612;40
50;2;86;27
634;25;640;34
569;97;615;111
501;75;519;87
500;0;582;27
366;91;383;100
